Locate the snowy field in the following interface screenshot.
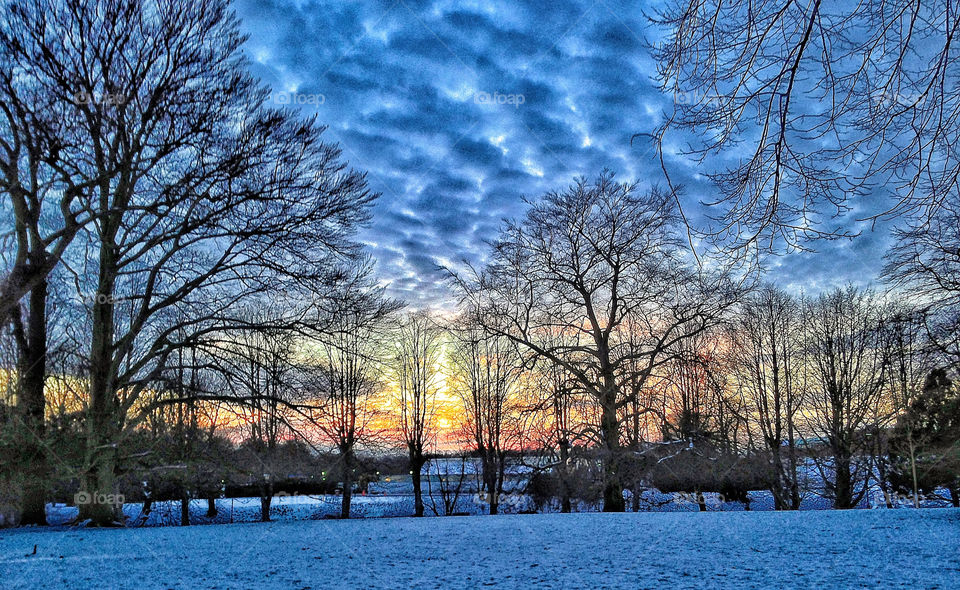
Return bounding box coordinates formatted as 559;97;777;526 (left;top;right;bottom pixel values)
2;509;958;589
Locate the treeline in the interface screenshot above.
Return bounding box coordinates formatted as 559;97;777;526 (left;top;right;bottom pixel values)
2;0;959;529
6;167;957;526
449;173;960;514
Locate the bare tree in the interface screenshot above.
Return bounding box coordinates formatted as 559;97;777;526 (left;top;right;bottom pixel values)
449;320;520;515
425;454;469;517
732;287;805;509
218;312;300;523
888;368;960;507
651;0;960;255
0;0;103;324
885;202;960;368
875;305;932;508
310;298;393;518
521;358;582;513
805;287;888;509
661;329;734;447
454;171;738;511
9;0;378;527
164;344;204;527
0;0;115;523
391;311;442;517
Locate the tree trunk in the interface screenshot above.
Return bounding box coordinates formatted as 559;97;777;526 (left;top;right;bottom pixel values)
770;447;788;511
877;463;894;509
16;278;48;525
949;486;959;508
411;453;425;517
789;479;801;510
206;496;218;518
77;448;121;525
497;452;507;511
341;451;353;519
786;421;801;509
558;439;572;513
180;489;190;526
259;481;272;522
80;235;122;526
486;455;499;516
599;379;625;512
881;489;895;509
833;453;854;509
78;402;121;526
907;438;920;508
772;488;785;511
561;492;572;513
789;450;800;509
696;490;707;512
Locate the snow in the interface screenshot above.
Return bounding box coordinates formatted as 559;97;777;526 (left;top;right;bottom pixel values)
2;508;957;589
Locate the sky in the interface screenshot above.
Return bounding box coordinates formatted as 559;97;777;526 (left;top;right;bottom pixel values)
234;0;895;307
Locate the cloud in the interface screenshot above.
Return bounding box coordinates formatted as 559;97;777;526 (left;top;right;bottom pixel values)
235;0;889;306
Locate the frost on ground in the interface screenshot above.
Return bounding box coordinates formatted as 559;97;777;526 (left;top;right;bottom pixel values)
1;509;958;590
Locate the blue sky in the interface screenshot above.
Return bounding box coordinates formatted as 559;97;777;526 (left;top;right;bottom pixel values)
235;0;892;306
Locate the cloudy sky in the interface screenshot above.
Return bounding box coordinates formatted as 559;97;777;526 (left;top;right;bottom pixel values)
235;0;893;307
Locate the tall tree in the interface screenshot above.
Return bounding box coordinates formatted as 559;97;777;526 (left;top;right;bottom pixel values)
391;311;442;517
0;0;111;523
661;329;736;448
889;369;960;507
14;0;378;526
219;312;299;523
449;320;520;515
805;287;888;509
877;306;935;507
732;287;805;509
522;357;581;513
310;297;393;519
455;171;737;511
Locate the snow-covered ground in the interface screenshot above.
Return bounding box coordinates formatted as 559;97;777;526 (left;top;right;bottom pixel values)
2;508;957;589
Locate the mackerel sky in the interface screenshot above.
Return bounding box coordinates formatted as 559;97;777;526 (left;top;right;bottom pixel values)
235;0;893;306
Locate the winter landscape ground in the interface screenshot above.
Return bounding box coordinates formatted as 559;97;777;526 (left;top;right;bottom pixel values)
4;1;960;589
1;509;958;589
